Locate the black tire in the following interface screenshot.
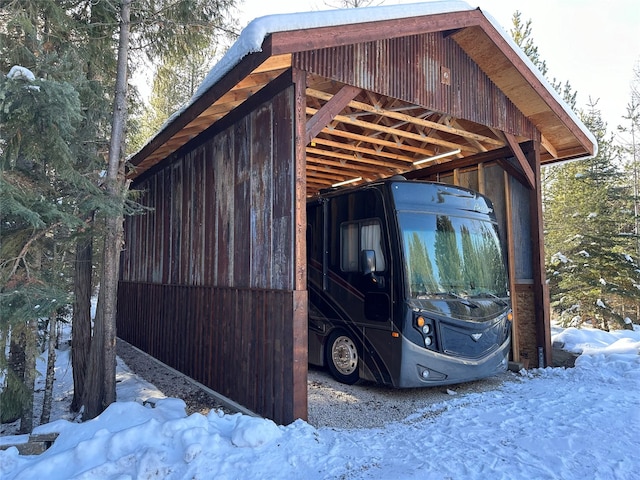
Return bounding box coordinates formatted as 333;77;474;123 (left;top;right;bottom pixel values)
326;330;359;384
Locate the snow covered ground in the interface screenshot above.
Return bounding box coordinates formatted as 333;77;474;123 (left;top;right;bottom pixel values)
0;324;638;480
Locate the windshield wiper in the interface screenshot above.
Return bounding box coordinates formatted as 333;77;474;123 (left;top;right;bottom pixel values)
424;291;478;308
474;292;508;307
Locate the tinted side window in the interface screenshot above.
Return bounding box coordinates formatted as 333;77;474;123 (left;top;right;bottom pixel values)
340;219;386;272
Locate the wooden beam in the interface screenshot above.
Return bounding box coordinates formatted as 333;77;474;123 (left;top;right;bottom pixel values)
306;147;407;170
293;67;307;293
306;107;477;153
320;127;437;157
504;132;535;190
527;141;552;367
540;133;558;159
496;158;532;189
307;148;403;171
307;88;504;147
310;137;416;163
267;10;482;55
404;146;510;179
306;154;389;175
306;169;348;182
306;163;375;181
305;85;362;144
503;171;520;362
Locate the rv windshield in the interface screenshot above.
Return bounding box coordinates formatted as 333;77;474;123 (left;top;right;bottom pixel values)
397;212;508;299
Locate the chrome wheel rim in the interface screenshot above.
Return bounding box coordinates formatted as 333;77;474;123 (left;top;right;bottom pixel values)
331;335;358;376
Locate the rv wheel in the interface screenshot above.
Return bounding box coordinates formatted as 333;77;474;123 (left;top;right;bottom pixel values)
326;331;359;384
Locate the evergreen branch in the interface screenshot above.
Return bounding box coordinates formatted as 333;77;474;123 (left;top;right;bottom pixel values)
8;221;63;280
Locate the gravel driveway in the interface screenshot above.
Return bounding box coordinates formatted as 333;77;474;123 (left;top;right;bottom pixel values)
117;339;515;428
307;366;513;428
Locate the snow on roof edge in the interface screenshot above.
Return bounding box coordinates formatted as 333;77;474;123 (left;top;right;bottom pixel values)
191;1;474;102
133;1;596;163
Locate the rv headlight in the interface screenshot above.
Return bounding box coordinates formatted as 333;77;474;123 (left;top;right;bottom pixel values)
422;324;431;335
424;336;432;346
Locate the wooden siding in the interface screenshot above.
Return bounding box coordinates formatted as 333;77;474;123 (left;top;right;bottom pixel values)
509;174;534;282
117;283;307;422
122;90;296;290
118;81;308;424
293;32;536;139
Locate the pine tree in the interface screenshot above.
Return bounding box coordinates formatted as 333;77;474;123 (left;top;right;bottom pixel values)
509;11;640;330
130;37;219;152
545;102;640;330
614;63;640;326
1;0;240;427
0;68;88;429
510;11;548;77
77;0;239;420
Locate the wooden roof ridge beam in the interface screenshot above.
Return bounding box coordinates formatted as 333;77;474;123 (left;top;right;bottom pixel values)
306;106;476;153
503;131;535;190
306;88;504;147
305;85;362;144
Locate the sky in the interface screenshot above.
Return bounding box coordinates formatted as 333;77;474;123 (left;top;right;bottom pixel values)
1;324;639;479
232;0;640;130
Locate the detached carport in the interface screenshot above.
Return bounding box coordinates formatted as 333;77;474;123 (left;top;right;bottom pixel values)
117;3;595;425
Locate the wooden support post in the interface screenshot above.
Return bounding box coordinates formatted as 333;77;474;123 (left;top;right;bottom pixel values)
292;67;309;422
526;140;552;367
503;171;520;362
477;162;485;194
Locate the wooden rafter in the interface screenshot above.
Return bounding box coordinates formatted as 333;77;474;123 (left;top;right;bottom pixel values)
306;107;476;153
305;85;361;144
307;147;407;171
306;88;504;147
309;137;416;163
318;125;437;157
504;132;535;189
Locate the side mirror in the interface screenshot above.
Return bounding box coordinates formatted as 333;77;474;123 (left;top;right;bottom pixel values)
360;249;376;275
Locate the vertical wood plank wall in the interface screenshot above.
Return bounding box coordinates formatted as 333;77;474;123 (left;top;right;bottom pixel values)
117;81;308;425
294;32;536;139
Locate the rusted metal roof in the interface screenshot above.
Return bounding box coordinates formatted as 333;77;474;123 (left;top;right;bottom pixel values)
128;4;596;196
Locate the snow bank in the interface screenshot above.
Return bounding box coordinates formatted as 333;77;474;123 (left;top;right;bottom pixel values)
1;325;639;480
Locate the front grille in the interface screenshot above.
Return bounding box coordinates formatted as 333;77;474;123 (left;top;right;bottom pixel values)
439;319;505;359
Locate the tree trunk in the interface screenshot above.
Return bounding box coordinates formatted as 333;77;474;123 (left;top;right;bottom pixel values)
41;313;58;424
83;0;131;419
19;318;38;433
71;234;93;412
83;282;106;419
0;326;27;424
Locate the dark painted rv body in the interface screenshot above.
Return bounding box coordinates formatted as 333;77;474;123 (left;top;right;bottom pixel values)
306;178;512;387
